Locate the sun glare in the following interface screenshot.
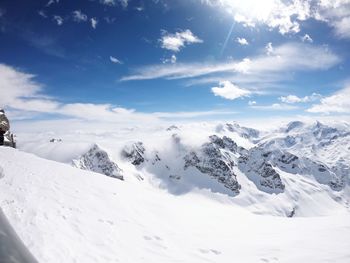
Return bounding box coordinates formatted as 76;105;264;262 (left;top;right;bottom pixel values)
221;0;278;21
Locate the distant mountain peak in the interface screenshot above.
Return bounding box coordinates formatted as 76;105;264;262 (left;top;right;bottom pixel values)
73;144;123;180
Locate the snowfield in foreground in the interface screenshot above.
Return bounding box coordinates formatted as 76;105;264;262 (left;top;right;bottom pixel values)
1;146;350;263
1;120;350;262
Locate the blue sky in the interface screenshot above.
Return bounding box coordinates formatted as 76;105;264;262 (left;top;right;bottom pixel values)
0;0;349;126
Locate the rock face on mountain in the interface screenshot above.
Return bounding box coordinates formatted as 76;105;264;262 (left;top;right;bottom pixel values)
238;147;285;194
112;121;349;196
166;125;179;131
121;142;146;165
184;135;241;194
73;144;123;180
261;121;350;190
262;149;344;191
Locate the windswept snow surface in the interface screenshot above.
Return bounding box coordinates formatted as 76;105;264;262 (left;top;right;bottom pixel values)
1;146;350;263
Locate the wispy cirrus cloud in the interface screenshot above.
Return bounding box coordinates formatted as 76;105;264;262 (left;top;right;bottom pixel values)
46;0;59;7
0;63;233;124
100;0;129;8
38;10;48;18
110;56;123;64
250;103;300;111
279;93;321;104
159;29;203;52
0;63;59;113
121;43;340;81
100;0;116;6
307;85;350;114
26;34;66;58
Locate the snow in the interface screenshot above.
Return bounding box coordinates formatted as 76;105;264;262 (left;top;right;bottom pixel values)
1;120;350;262
1;146;350;263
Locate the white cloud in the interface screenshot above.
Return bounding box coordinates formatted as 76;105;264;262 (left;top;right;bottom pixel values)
333;16;350;39
38;10;48;18
279;93;321;103
0;64;235;124
162;55;177;64
159;29;203;52
72;10;88;22
211;81;251;100
250;103;299;111
90;18;98;29
53;15;64;26
135;6;144;12
110;56;123;64
0;64;59;113
203;0;350;38
204;0;305;34
236;37;249;45
249;43;340;72
46;0;59;7
307;86;350;113
121;58;251;81
234;14;255;27
170;55;177;64
121;43;340;81
100;0;116;6
104;17;116;24
100;0;129;8
301;34;313;43
119;0;129;8
265;42;273;55
248;100;257;106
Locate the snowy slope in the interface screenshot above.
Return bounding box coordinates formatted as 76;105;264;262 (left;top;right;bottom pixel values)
1;147;350;263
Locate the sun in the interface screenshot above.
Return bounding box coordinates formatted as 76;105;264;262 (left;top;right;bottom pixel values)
219;0;279;22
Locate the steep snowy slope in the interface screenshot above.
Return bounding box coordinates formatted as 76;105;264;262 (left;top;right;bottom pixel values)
1;147;350;263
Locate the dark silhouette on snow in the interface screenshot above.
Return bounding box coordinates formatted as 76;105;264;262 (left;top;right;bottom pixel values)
0;108;10;146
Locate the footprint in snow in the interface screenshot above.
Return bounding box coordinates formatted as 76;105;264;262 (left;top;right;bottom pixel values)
143;235;167;249
199;248;221;255
260;257;279;262
0;166;4;179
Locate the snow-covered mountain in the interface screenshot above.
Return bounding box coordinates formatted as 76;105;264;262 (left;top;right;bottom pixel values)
72;144;124;180
1;138;350;262
2;120;349;262
15;120;350;214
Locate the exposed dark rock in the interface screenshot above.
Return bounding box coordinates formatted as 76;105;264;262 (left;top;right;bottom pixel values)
238;147;285;194
184;135;241;194
166;125;179;131
121;142;146;166
73;144;123;180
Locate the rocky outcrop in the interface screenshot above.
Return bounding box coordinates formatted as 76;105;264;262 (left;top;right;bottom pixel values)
166;125;179;131
256;149;344;191
73;144;123;180
238;147;285;194
184;135;241;194
121;142;146;166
